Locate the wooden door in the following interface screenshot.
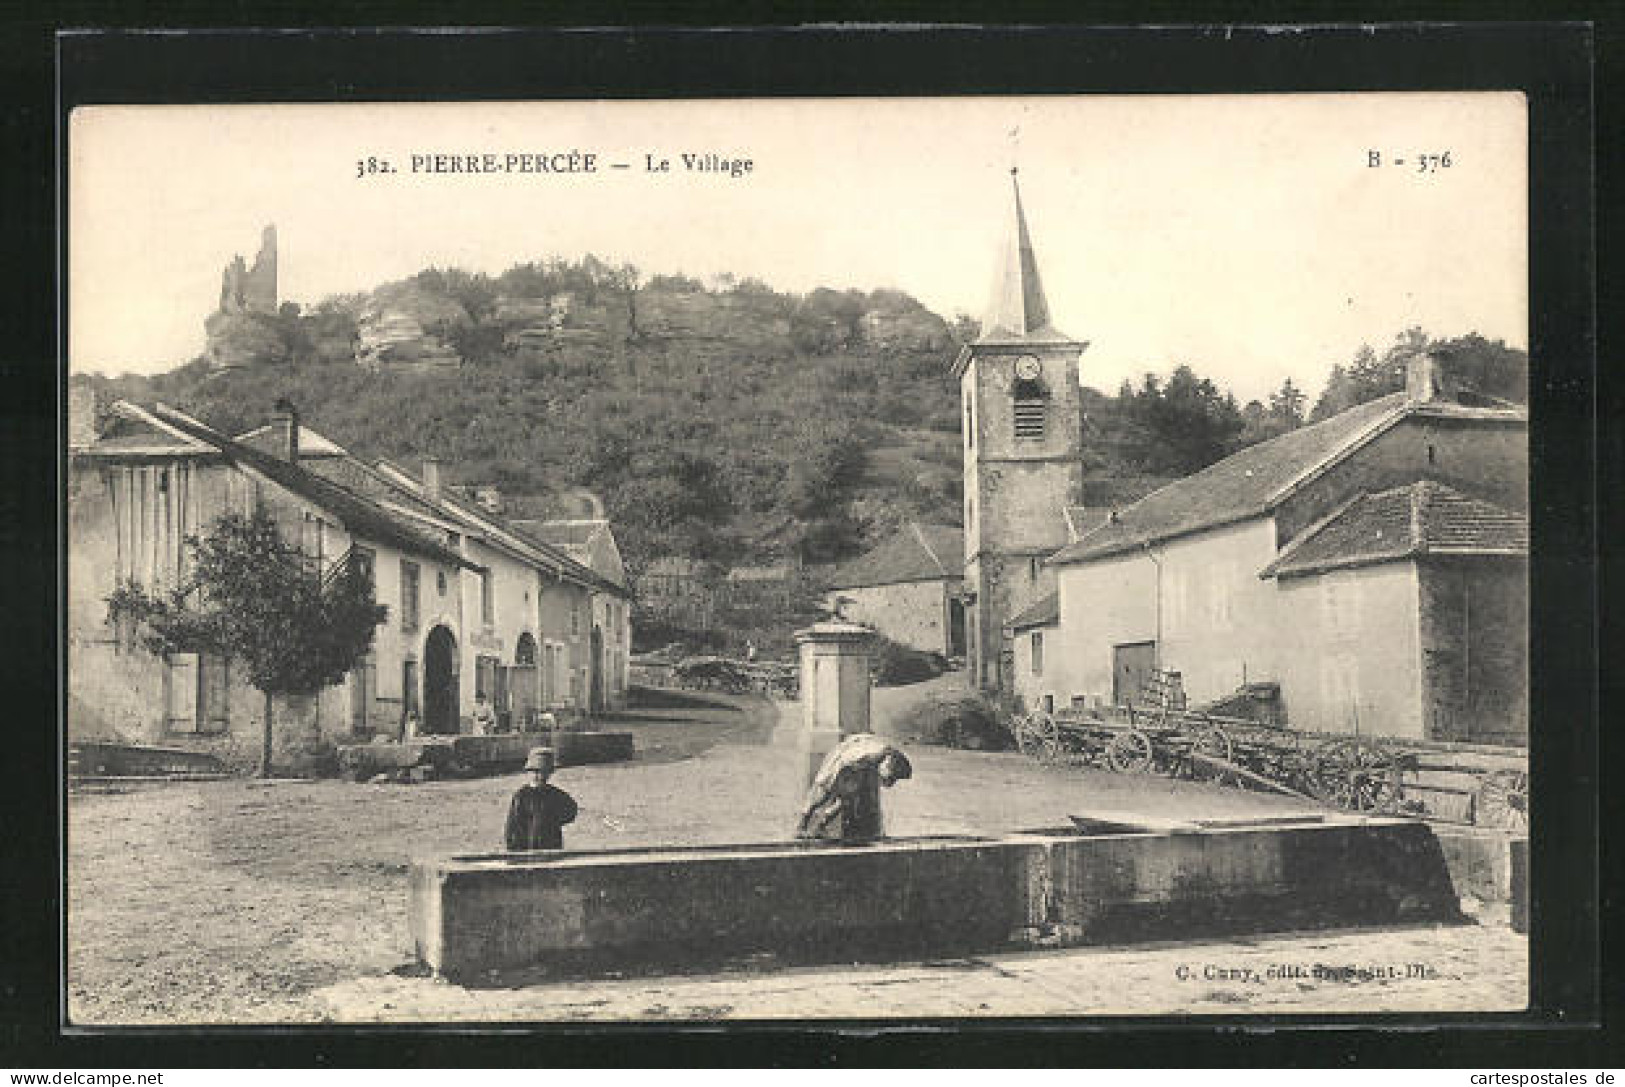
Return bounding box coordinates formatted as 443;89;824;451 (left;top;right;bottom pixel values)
1112;641;1157;708
166;653;199;733
349;655;374;734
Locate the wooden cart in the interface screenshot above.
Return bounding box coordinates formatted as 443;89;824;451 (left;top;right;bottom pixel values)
1009;678;1526;830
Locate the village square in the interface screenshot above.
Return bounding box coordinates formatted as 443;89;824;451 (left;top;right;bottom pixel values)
65;98;1531;1024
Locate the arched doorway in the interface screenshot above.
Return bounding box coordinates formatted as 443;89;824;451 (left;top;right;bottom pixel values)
423;625;459;734
511;632;539;728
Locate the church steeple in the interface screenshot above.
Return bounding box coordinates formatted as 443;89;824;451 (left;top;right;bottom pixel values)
977;168;1072;345
954;168;1087;694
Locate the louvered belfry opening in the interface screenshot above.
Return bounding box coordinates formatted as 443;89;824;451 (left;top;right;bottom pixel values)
1013;378;1048;440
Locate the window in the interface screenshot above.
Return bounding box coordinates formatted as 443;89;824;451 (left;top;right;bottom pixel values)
200;655;230;733
352;547;376;590
1030;631;1045;676
400;561;421;632
965;396;975;448
481;570;495;627
301;514;327;567
1013;394;1047;440
571;598;581;636
1028;556;1040;582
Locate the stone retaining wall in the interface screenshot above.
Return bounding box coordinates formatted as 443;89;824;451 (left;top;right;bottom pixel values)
339;731;636;779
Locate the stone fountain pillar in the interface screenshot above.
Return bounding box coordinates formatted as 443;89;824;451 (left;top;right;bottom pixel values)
794;621;873;788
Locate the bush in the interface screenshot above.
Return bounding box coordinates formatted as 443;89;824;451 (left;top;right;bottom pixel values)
871;635;947;687
889;691;1008;751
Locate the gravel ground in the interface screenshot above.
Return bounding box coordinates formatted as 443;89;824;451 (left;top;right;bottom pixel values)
66;681;1526;1025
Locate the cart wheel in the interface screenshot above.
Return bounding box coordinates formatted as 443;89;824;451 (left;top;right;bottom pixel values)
1105;729;1155;774
1475;769;1528;832
1191;727;1235;785
1032;713;1061;762
1301;739;1357;804
1011;714;1038;757
1318;740;1411;813
1013;713;1055;761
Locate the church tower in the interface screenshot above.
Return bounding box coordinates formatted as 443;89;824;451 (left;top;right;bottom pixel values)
955;170;1087;693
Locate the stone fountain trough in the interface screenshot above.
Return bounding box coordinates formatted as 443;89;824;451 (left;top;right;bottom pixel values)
409;812;1462;980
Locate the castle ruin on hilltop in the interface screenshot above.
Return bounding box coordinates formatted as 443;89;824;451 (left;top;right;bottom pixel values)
206;225;287;370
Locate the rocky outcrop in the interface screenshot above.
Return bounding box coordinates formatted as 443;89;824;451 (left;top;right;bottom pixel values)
859;305;952;353
355;281;470;370
497;292;604;355
205;310;290;370
339;272;952;371
640;290;790;348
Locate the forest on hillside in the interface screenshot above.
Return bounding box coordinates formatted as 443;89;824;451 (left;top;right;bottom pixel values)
80;256;1527;578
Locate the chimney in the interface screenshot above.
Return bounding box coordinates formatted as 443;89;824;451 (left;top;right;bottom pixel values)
271;397;299;462
475;486;504;515
1406;349;1454;404
422;457;442;498
67;383;98;450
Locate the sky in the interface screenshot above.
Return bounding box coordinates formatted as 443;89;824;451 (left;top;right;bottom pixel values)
69;94;1526;404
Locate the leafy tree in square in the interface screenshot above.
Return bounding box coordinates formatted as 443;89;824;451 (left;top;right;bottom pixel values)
107;508;387;776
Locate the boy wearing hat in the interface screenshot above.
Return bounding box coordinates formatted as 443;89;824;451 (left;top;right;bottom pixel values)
504;747;578;851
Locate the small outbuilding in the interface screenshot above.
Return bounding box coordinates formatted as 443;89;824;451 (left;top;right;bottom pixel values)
824;522;966;659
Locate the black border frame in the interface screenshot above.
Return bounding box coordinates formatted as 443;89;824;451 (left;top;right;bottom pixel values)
0;16;1603;1068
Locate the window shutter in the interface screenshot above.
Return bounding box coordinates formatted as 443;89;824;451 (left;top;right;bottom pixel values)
167;653;200;733
1013;399;1047;440
202;654;230;732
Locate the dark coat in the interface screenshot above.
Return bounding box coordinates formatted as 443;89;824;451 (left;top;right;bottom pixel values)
795;735;911;843
504;782;579;850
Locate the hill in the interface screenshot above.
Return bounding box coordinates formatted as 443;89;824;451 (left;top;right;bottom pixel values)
82;263;969;573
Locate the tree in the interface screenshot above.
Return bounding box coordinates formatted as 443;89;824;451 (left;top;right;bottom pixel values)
600;261;642;340
1310;328;1528;420
1268;376;1307;429
950;313;981;344
106;508;388;776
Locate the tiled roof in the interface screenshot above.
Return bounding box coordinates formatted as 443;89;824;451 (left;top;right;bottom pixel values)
1260;481;1528;579
826;522;963;590
235;424;349;458
1050;393;1523;566
727;563;795;582
1007;591;1059;631
513;519;604;555
140;404;479;571
643;556;704;577
77;433;206;455
369;464;631;599
1063;505;1112;541
976;173;1075;347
